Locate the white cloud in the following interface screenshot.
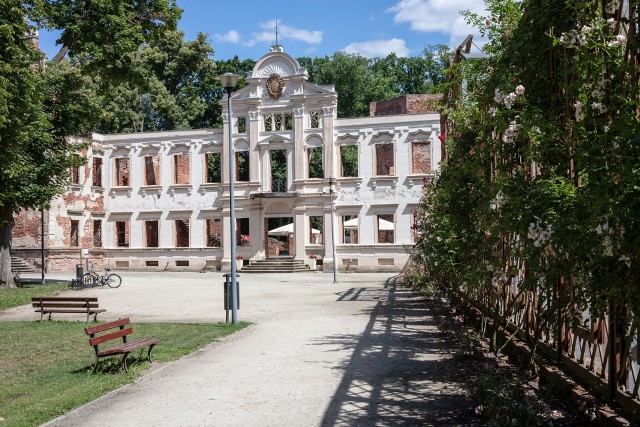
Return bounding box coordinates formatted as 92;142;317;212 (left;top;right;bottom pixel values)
343;38;409;58
213;30;241;44
388;0;487;46
257;20;323;44
213;21;323;48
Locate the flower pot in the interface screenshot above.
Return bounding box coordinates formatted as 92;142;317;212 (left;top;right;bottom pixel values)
236;260;243;270
308;258;316;271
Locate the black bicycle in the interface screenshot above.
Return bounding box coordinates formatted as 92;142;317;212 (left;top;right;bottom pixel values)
81;267;122;288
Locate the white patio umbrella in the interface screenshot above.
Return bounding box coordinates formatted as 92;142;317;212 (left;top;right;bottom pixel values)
268;223;320;236
343;217;394;230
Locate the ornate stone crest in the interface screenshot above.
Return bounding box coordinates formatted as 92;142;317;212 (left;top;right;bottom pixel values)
266;74;285;100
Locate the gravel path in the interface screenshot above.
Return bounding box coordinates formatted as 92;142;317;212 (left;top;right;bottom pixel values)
8;271;475;426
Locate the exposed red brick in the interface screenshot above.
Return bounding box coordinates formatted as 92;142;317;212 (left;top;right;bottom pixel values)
145;220;159;247
412;141;432;174
377;214;394;243
115;158;130;186
145;155;160;185
175;219;189;247
93;219;102;247
370;94;442;116
206;219;221;247
375;143;394;176
92;157;103;187
174;154;190;184
12;209;45;247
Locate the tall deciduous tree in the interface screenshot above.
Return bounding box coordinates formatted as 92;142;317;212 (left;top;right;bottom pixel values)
0;0;180;286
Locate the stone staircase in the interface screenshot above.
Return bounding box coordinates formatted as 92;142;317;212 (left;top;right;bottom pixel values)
241;257;311;273
11;256;37;273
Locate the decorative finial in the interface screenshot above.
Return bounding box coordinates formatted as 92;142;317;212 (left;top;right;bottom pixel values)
275;19;279;46
269;19;284;52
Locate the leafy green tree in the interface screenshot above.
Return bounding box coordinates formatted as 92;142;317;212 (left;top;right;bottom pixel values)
0;0;179;286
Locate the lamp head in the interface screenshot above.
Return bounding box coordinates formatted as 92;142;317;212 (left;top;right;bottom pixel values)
218;72;241;93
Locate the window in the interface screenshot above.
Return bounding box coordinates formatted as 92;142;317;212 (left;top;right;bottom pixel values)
309;216;323;244
93;220;102;247
376;214;395;244
340;145;358;177
206;219;221;247
144;155;160;185
206;153;221;183
307;147;323;179
270;150;287;191
175;219;190;247
310;111;320;129
411;141;431;174
70;154;81;185
92;158;103;187
375;143;395;176
237;116;246;134
341;215;359;244
236;218;250;247
115;158;130;186
70;220;79;246
411;209;422;243
115;220;129;247
173;154;190;184
263;112;293;131
145;221;159;247
236;151;250;182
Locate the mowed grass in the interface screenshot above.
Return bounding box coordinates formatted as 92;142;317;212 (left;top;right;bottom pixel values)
0;282;69;310
0;320;249;427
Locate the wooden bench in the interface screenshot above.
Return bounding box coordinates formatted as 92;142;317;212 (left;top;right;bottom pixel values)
32;297;106;322
85;318;159;373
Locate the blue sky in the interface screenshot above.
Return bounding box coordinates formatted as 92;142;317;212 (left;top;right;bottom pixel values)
38;0;486;61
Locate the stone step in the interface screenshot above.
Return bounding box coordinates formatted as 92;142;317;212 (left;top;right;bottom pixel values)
11;256;37;273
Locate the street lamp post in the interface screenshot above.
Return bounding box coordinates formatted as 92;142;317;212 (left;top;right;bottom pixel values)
218;72;241;325
329;177;337;283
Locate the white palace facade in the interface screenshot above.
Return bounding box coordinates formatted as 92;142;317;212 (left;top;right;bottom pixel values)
12;46;441;273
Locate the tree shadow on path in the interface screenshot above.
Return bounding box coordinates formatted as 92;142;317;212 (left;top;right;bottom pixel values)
318;275;481;426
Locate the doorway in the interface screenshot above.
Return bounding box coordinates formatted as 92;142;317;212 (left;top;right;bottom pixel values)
265;217;293;257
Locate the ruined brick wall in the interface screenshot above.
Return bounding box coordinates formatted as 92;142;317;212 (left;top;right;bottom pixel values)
370;94;442;116
145;221;159;247
206;219;221;247
175;219;189;247
145;155;160;185
12;209;44;247
116;220;130;247
411;141;432;174
92;157;103;187
375;143;395;175
267;237;280;257
174;154;190;184
93;220;102;247
115;158;130;186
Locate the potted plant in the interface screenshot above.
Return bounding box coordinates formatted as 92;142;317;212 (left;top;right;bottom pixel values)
308;254;318;271
235;255;244;270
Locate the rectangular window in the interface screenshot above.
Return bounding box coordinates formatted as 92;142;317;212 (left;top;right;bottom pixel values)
307;147;323;179
92;158;103;187
237;116;246;134
411;209;422;243
70;166;80;184
310;111;320;129
115;220;129;247
341;215;359;244
144;155;160;185
236;218;250;247
264;113;293;131
270;150;287;191
340;145;358;177
145;221;159;248
206;219;222;247
206;153;221;183
376;214;395;244
115;158;130;186
309;216;323;244
175;219;190;247
173;154;190;184
93;219;102;247
375;143;395;176
411;141;431;174
70;220;79;246
236;151;250;182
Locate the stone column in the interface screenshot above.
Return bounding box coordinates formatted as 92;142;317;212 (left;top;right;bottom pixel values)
293;206;306;261
220;211;232;272
322;206;336;272
293;108;305;182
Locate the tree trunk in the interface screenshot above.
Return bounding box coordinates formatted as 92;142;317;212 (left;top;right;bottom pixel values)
0;206;16;287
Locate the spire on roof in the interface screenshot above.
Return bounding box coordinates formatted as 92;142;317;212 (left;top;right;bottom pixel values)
270;19;284;52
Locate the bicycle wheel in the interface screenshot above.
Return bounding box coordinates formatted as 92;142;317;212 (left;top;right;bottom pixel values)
106;273;122;288
82;273;96;288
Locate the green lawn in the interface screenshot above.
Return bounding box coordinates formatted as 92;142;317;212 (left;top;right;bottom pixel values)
0;282;69;310
0;320;249;427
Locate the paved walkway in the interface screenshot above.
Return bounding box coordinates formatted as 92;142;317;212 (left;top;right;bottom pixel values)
9;271;474;426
